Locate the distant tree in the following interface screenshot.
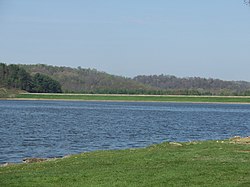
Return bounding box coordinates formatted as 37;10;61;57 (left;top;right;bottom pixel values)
133;75;250;95
16;68;33;91
0;63;7;83
0;63;63;93
0;63;33;91
19;64;152;93
19;64;250;96
31;73;62;93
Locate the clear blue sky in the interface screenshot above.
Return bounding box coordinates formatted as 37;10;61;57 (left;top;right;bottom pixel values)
0;0;250;80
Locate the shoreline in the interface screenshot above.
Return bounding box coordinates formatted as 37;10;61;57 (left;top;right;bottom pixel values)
3;97;250;105
18;92;250;98
1;136;249;166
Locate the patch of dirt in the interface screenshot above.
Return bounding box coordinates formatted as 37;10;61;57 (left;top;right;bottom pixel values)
23;158;48;163
237;150;250;153
169;142;183;146
230;136;250;144
0;163;15;167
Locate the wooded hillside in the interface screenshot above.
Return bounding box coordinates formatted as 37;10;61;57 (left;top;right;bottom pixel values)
134;75;250;95
0;63;62;93
20;64;152;94
2;63;250;96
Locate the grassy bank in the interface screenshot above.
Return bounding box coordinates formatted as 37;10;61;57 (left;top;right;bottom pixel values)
1;139;250;186
0;88;25;98
15;93;250;103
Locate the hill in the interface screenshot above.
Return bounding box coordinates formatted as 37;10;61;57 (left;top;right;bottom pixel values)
0;63;62;94
134;75;250;95
5;63;250;96
19;64;152;94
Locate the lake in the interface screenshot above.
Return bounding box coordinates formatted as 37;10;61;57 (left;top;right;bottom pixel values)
0;100;250;164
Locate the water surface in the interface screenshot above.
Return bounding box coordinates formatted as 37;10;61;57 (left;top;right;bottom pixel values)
0;100;250;163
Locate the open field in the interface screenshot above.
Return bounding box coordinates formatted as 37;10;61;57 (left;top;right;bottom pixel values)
1;138;250;186
14;93;250;103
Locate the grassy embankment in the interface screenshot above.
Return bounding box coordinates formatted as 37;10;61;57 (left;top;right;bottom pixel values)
0;88;25;98
15;93;250;103
0;138;250;186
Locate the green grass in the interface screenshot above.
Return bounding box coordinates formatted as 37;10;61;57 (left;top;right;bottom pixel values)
1;140;250;186
15;93;250;103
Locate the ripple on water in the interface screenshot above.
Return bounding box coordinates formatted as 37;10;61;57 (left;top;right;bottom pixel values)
0;100;250;163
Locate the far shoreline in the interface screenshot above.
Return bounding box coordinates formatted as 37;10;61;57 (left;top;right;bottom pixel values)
1;92;250;105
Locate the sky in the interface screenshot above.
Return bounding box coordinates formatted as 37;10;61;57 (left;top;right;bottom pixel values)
0;0;250;81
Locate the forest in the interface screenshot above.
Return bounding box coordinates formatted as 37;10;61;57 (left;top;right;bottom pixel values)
2;63;250;96
20;64;250;96
134;75;250;95
19;64;152;94
0;63;62;93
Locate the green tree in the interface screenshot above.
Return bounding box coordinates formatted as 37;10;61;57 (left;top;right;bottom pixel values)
0;64;32;90
31;73;62;93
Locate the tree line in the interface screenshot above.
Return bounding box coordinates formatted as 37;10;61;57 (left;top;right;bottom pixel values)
0;63;62;93
19;64;152;93
18;64;250;96
2;63;250;96
134;75;250;96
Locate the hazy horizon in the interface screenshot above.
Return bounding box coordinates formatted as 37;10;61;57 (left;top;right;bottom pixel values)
1;0;250;81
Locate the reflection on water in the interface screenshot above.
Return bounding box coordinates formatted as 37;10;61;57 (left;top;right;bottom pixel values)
0;100;250;163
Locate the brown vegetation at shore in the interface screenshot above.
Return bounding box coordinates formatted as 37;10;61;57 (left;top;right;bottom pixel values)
230;136;250;144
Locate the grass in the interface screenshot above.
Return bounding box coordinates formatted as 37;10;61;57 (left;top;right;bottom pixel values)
0;88;25;98
14;93;250;103
1;139;250;186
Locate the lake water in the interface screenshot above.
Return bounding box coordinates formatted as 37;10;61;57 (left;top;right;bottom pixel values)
0;100;250;164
